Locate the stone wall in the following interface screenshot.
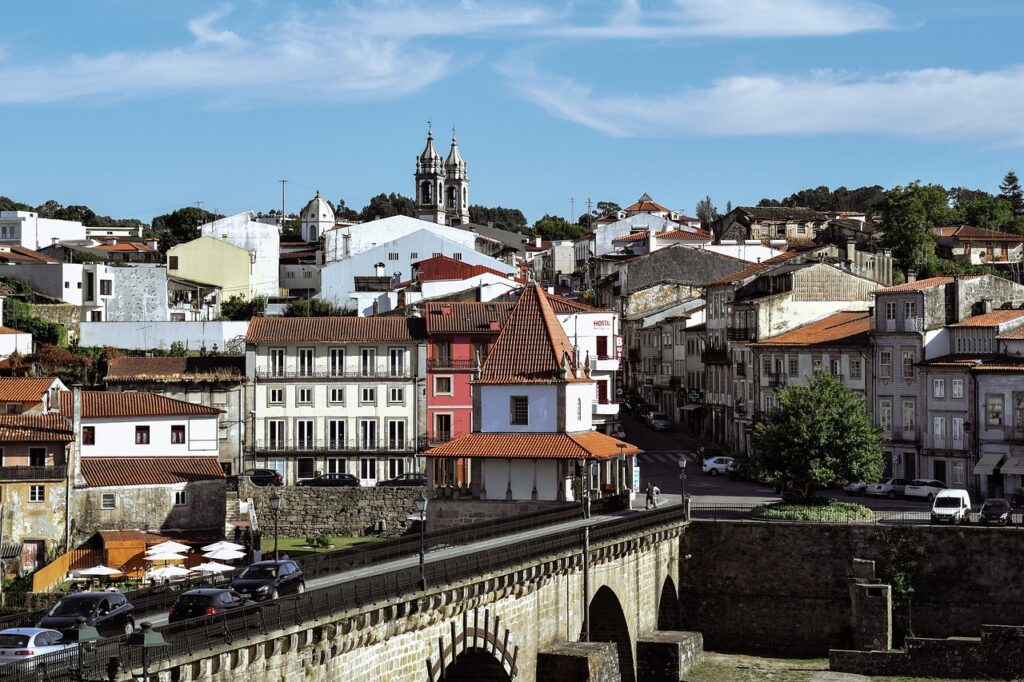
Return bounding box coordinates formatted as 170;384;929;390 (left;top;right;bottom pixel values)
32;303;80;342
426;499;563;532
682;521;1024;657
240;480;423;538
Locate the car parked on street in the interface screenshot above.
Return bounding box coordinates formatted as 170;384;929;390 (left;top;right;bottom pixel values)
904;479;947;502
242;468;283;487
229;560;304;601
0;628;74;663
377;472;427;487
842;481;870;496
931;489;972;525
646;412;672;431
168;589;254;623
865;478;910;499
296;473;359;487
979;498;1012;526
37;592;135;638
702;456;735;476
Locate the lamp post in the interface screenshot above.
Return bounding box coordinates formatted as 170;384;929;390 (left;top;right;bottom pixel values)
127;622;167;681
69;616;100;682
269;490;282;560
906;586;915;640
417;493;429;591
678;457;688;515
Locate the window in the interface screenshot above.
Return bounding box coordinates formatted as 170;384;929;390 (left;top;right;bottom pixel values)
360;387;376;404
297;387;313;405
952;461;965;485
850;359;862;380
453;252;463;261
952;417;964;444
885;302;896;320
269;388;284;405
387;420;406;450
303;271;312;279
902;400;916;431
29;485;44;503
932;379;945;398
360;348;376;376
389;348;405;376
99;279;112;296
409;252;418;260
388;458;405;479
267;420;286;449
89;311;102;322
434;376;453;395
329;388;345;404
904;301;916;320
174;490;188;506
788;357;798;377
269;348;285;377
434;340;452;366
296;420;314;449
933;416;946;443
135;426;150;445
880;351;892;379
330;348;345;377
298;348;314;377
762;357;772;375
987;395;1004;427
169;256;179;269
101;493;116;510
328;420;345;449
902;350;915;379
389;387;405;404
360;458;376;480
82;426;95;445
327;457;345;474
577;398;582;420
952;379;964;399
171;425;185;444
432;252;442;259
879;399;892;432
28;447;45;467
388;252;399;261
830;359;841;377
510;396;529;425
358;420;377;449
297;458;316;479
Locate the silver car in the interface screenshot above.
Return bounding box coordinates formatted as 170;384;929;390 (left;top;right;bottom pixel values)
0;628;74;663
904;479;947;502
865;478;910;499
647;412;672;431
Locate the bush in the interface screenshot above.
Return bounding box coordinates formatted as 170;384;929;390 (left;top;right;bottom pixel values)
751;499;874;523
304;535;317;547
315;535;332;549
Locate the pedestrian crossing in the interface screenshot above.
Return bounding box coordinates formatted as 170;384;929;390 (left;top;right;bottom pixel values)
638;451;693;464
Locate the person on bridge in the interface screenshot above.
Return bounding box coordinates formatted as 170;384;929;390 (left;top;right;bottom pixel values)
645;482;659;510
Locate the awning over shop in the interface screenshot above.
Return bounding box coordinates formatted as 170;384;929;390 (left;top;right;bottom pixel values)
1000;457;1024;476
680;404;704;411
974;452;1006;476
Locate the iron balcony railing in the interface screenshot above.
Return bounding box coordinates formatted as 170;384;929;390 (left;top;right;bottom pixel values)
428;432;453;446
701;346;732;365
255;369;412;380
427;358;477;370
253;439;417;454
727;328;755;341
0;466;65;481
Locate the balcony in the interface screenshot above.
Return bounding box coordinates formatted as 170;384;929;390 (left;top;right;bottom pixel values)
427;432;453;447
765;372;786;387
256;369;412;381
427;359;477;371
589;355;619;372
727;328;755;341
594;400;620;415
0;466;65;482
253;439;418;454
701;346;731;365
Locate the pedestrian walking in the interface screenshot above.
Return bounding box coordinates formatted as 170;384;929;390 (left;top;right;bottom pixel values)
645;482;656;510
652;484;661;507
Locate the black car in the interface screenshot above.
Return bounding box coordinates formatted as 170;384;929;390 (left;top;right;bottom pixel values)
243;468;283;486
168;589;255;623
37;592;134;638
979;498;1013;526
376;472;427;487
297;473;359;487
229;560;304;601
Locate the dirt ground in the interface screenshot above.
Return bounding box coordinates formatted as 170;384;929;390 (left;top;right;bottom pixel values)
682;652;991;682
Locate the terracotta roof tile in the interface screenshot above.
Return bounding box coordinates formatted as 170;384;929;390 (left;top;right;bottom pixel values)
657;228;712;241
0;377;61;402
545;294;605;313
59;391;223;418
736;206;827;222
705;244;824;287
673;214;700;223
424;295;605;335
950;309;1024;327
0;414;72;443
105;357;245;383
246;316;427;343
0;246;61;263
932;225;1024;242
95;242;156;253
876;276;981;293
750;311;871;347
414;255;515;282
612;231;649;243
624;194;670;213
81;456;225;487
425;432;641;460
1000;326;1024;340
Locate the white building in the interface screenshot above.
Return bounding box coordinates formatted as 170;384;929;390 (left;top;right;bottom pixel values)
322;215;477;263
244;316;427;486
200;211;280;298
299;191;335;243
0;211;87;250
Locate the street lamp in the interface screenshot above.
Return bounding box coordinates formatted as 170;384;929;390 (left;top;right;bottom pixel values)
268;490;282;560
906;586;915;640
678;457;688;514
127;622;167;681
416;493;429;591
68;616;100;682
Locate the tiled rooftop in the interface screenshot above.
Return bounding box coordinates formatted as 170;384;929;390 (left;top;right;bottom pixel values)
60;391;223;418
612;231;649;243
950;309;1024;327
657;228;712;241
0;414;72;443
81;456;225;487
0;377;60;402
876;275;982;293
425;431;641;460
932;225;1024;242
414;255;516;282
750;311;871;347
246;316;427;343
105;356;245;383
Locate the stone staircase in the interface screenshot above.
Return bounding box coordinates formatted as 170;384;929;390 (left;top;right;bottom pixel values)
224;488;252;537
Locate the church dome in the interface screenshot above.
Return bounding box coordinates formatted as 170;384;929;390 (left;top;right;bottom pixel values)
418;126;442;167
301;190;335;223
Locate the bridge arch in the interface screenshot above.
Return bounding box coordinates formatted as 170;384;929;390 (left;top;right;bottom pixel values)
658;575;681;630
426;609;519;681
585;585;635;682
443;648;512;681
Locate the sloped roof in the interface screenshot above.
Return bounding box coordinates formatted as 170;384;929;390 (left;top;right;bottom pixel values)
932;225;1024;242
657;228;712;241
0;245;61;263
59;391;223;418
627;245;749;293
81;456;224;487
612;231;649;243
414;255;514;282
950;309;1024;327
246;316;427;343
750;311;871;347
736;206;828;222
876;276;982;293
624;193;670;214
105;356;245;383
0;377;61;402
478;285;587;384
705;244;826;287
0;414;72;443
424;294;604;335
425;431;641;460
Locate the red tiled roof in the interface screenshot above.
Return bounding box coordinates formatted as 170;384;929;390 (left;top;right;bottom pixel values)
950;309;1024;327
705;244;824;287
876;276;982;293
59;391;223;418
105;357;245;383
0;327;25;335
424;295;605;335
414;255;515;283
0;377;60;402
672;215;700;223
0;414;72;443
425;432;641;460
545;293;605;313
624;195;670;213
95;242;156;253
657;228;712;241
81;456;225;487
0;245;61;263
932;225;1024;242
1000;326;1024;340
750;311;871;347
246;316;427;343
612;231;649;243
478;285;588;384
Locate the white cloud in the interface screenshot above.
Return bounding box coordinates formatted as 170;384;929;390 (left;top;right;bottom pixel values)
187;6;244;48
338;0;555;38
546;0;896;39
499;61;1024;144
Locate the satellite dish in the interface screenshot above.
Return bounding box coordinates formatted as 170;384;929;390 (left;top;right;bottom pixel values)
616;388;624;396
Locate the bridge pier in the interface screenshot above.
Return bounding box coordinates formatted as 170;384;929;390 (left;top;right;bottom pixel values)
537;641;621;681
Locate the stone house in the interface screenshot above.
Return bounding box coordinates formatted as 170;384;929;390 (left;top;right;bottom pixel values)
0;377;67;414
714;206;828;243
932;225;1024;268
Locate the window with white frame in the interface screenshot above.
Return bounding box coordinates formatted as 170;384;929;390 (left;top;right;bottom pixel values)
298;348;314;377
360;387;376;404
359;420;377;449
387;420;406;450
297;387;313;405
269;348;285;376
328;420;345;449
329;387;344;404
389;387;405;404
269;388;284;405
788;357;799;377
902;400;916;431
388;458;405;479
101;493;116;510
762;357;772;375
880;351;892;379
879;399;892;431
330;348;345;377
850;358;862;379
933;379;945;398
360;348;376;376
885;302;896;320
952;417;964;444
904;301;916;319
952;461;965;485
29;485;44;503
174;490;188;506
933;416;946;443
296;420;314;449
902;350;915;379
360;458;376;480
952;379;964;399
389;348;405;376
327;457;345;474
987;395;1004;427
434;376;453;395
267;420;286;449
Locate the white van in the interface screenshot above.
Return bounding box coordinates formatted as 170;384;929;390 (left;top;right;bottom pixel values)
931;489;972;525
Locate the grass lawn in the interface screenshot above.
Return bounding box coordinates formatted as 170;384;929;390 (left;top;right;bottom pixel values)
259;535;380;558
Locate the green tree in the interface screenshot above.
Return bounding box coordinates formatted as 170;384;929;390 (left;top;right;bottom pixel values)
468;205;528;232
758;185;886;213
955;195;1019;232
532;214;587;241
219;295;267;321
152;207;223;253
1000;171;1023;213
750;370;884;501
695;195;717;230
334;198;360;221
0;197;32;212
359;193;416;222
880;182;954;276
283;298;350;317
596;200;621;215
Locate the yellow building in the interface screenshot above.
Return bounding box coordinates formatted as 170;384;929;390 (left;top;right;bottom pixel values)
167;236;254;301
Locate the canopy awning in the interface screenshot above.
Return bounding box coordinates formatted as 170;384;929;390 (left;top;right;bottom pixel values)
974;452;1005;476
680;404;704;411
1000;456;1024;475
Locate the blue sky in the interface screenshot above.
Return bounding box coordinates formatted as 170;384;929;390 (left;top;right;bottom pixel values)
1;1;1022;223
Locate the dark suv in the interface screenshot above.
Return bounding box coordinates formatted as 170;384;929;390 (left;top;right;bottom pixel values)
37;592;135;638
376;472;427;487
168;589;254;623
297;473;359;487
243;469;283;486
229;560;304;601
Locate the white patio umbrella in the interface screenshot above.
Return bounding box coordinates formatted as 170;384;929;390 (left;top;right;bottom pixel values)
148;565;191;580
144;552;187;563
201;540;244;553
78;565;123;576
203;548;246;562
146;541;190;555
191;561;233;574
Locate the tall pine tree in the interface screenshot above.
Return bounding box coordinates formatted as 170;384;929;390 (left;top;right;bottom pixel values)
1000;171;1023;213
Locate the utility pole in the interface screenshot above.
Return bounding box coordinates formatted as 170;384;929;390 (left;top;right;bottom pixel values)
570;197;575;222
280;179;288;231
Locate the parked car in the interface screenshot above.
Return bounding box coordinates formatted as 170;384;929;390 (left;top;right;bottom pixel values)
904;479;947;502
297;473;359;487
931;489;972;525
229;560;304;601
646;412;672;432
609;423;626;439
37;592;134;638
865;478;910;499
842;481;870;496
168;589;254;623
979;498;1012;526
702;456;735;476
0;628;74;663
377;472;427;487
242;468;283;487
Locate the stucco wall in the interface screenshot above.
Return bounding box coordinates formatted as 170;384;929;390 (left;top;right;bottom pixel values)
479;384;557;432
79;321;248;351
168;237;252;300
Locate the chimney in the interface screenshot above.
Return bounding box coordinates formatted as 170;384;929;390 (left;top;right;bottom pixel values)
535;236;542;248
982;298;993;314
906;268;917;283
846;238;856;263
145;238;159;250
373;262;385;277
104;237;117;246
71;386;86;488
488;320;500;331
441;305;452;316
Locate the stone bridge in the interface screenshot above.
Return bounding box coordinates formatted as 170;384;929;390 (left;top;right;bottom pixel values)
140;508;698;682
